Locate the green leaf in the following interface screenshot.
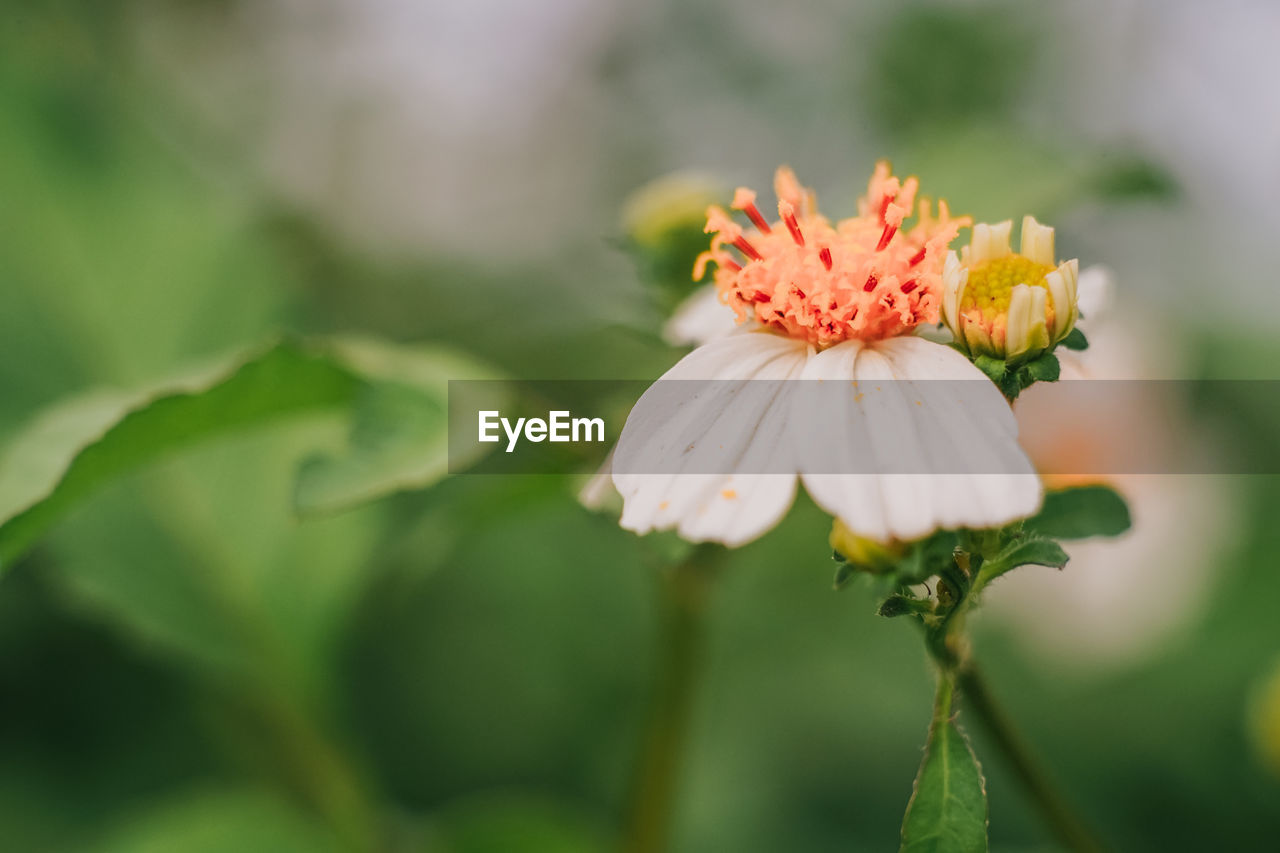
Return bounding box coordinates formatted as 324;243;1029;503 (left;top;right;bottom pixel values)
1024;485;1132;540
0;337;499;570
833;561;857;591
1024;352;1060;383
430;794;611;853
293;336;501;515
1060;327;1089;351
901;680;988;853
1090;155;1179;202
879;593;931;618
0;342;357;569
91;788;340;853
972;354;1007;385
995;537;1070;572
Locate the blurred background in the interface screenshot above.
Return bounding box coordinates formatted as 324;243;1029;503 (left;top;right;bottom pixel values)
3;0;1280;850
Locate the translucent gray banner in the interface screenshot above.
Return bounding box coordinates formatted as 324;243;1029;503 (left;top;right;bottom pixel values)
447;379;1263;475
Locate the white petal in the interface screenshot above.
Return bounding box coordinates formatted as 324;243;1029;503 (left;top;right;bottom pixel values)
797;337;1041;542
1019;215;1056;266
1044;268;1073;340
1075;264;1113;325
612;331;808;547
970;220;1013;264
662;284;742;347
1005;284;1036;358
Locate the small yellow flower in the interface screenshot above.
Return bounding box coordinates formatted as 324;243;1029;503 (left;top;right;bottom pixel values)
830;518;906;573
942;216;1079;364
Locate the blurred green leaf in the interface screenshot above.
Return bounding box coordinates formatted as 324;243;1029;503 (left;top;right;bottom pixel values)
0;338;499;570
430;794;611;853
866;5;1034;136
0;342;356;570
294;336;501;516
900;127;1177;224
1024;486;1132;540
1090;156;1179;202
91;788;339;853
900;683;988;853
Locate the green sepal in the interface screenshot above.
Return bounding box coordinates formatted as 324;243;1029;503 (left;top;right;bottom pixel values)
879;593;932;618
972;354;1007;386
1024;352;1060;383
892;530;962;586
1060;327;1089;351
999;370;1025;401
833;561;858;591
1024;485;1132;539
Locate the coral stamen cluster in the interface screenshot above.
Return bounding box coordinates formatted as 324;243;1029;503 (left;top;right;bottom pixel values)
694;163;970;347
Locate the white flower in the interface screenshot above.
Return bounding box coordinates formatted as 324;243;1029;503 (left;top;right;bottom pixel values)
612;330;1041;546
604;164;1043;547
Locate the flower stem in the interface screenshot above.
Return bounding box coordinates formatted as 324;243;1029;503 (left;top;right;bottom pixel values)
955;665;1105;853
623;545;721;853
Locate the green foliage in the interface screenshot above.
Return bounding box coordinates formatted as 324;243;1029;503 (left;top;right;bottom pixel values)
1090;155;1179;203
1025;485;1133;540
1023;352;1060;383
893;530;963;586
0;343;352;569
987;536;1070;577
429;794;611;853
900;682;989;853
0;338;496;570
971;355;1007;386
294;336;502;515
899;127;1178;227
965;351;1059;401
1060;327;1089;351
91;789;340;853
867;5;1034;136
879;593;932;619
833;560;859;591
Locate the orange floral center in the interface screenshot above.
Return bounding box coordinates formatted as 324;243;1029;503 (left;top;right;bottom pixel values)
695;163;969;347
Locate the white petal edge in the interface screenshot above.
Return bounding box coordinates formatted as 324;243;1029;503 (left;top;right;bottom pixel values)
612;331;808;547
1020;215;1055;267
797;337;1041;542
970;220;1013;264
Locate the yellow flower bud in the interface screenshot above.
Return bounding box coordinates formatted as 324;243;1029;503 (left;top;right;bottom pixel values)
621;171;723;250
830;518;907;574
941;216;1080;364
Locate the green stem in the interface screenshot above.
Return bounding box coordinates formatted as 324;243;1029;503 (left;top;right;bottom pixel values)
955;665;1104;853
932;667;956;728
623;546;720;853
